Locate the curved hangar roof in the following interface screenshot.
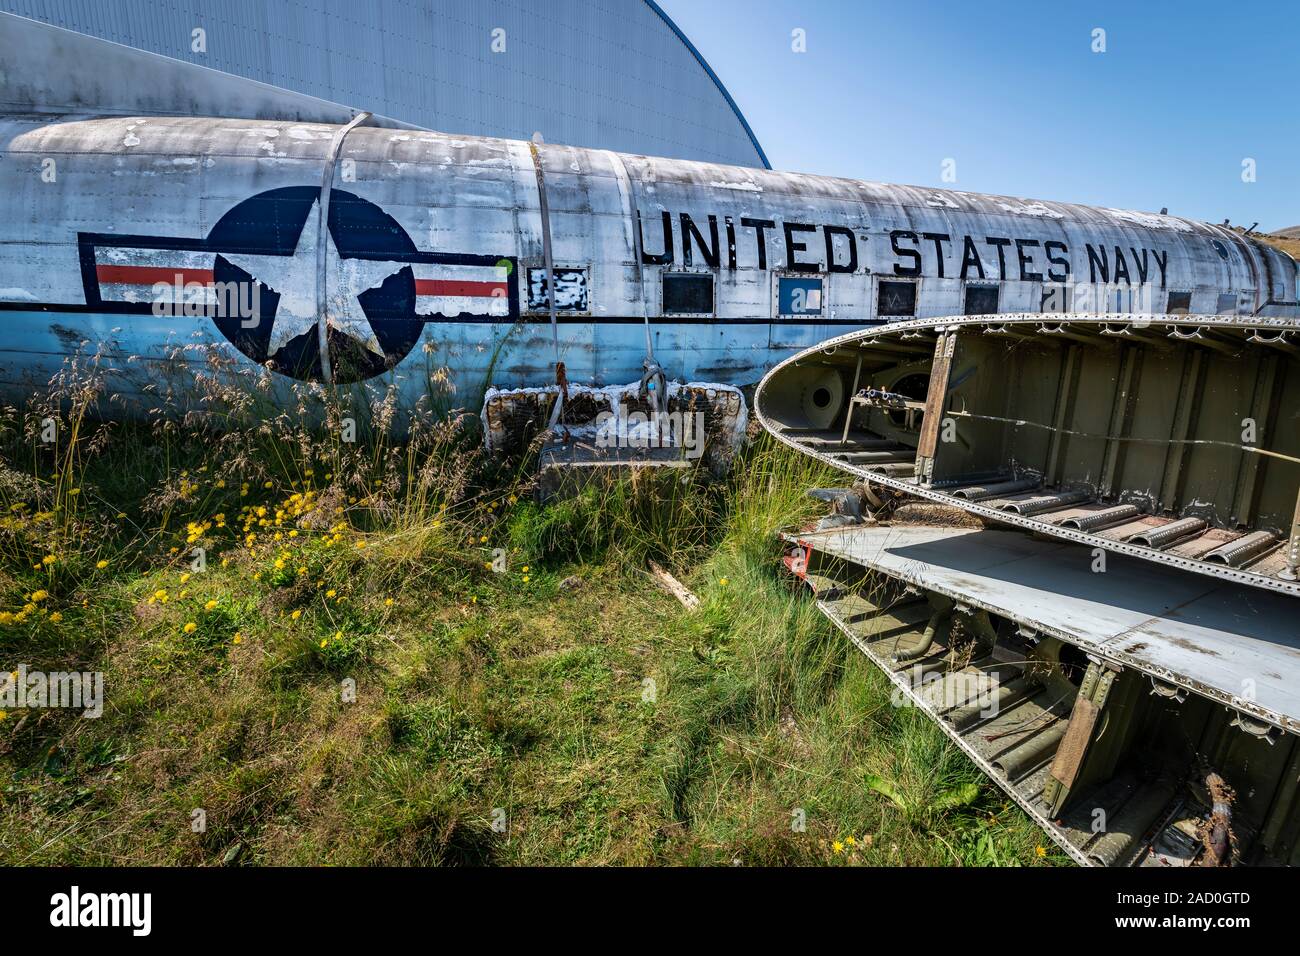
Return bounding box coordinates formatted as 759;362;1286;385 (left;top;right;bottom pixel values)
0;0;768;168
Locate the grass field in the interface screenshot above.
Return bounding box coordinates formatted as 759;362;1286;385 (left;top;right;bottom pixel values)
0;367;1065;866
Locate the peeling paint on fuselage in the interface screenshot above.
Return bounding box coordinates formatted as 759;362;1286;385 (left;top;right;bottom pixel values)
0;112;1295;412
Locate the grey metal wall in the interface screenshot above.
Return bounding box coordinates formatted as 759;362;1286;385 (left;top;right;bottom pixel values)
0;0;768;167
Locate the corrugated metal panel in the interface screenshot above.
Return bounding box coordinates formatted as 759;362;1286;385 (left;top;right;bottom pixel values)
0;0;767;167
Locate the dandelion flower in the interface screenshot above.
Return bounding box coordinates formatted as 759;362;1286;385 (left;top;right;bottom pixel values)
845;836;856;847
1035;845;1047;858
832;841;844;855
291;610;302;620
233;632;243;644
479;536;488;544
96;559;109;570
319;638;328;648
204;600;218;611
522;566;530;573
48;612;63;624
183;622;198;634
384;598;394;607
719;577;729;587
42;554;56;566
30;590;48;602
326;589;337;598
522;575;530;583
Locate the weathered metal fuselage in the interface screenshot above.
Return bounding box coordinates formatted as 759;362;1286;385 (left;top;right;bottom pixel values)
0;108;1295;410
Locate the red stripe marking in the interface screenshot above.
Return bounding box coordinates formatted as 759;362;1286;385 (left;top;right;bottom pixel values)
97;265;215;286
414;279;507;298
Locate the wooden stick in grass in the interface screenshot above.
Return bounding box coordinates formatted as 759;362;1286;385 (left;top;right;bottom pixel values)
648;560;699;610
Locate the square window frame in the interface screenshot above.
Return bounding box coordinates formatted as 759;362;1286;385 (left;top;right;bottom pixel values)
963;282;1000;316
523;262;592;316
774;273;826;318
660;270;716;316
876;277;919;318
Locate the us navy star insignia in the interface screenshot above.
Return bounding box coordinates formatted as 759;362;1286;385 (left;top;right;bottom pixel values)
221;200;404;358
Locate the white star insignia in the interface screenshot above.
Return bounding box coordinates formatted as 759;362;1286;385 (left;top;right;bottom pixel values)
221;200;405;359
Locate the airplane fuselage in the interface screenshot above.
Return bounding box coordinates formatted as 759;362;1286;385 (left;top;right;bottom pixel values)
0;112;1295;407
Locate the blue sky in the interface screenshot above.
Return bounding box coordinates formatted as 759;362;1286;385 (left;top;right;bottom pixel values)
656;0;1300;231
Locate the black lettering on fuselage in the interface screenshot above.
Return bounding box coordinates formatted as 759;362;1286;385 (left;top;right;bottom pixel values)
985;237;1012;279
1112;246;1131;284
1045;241;1070;282
680;213;719;269
638;210;673;265
741;217;775;271
1087;244;1109;283
1130;247;1149;284
960;236;986;279
824;225;858;274
891;230;922;276
1152;249;1169;288
1015;238;1042;282
922;233;951;278
784;222;820;272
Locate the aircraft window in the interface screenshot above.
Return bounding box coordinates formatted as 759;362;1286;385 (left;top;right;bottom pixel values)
877;280;917;317
963;285;999;315
662;273;714;314
1167;291;1192;315
1215;293;1237;315
527;268;589;312
778;276;823;316
1040;284;1071;313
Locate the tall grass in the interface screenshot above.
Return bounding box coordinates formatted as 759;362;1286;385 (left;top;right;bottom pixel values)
0;352;1061;866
